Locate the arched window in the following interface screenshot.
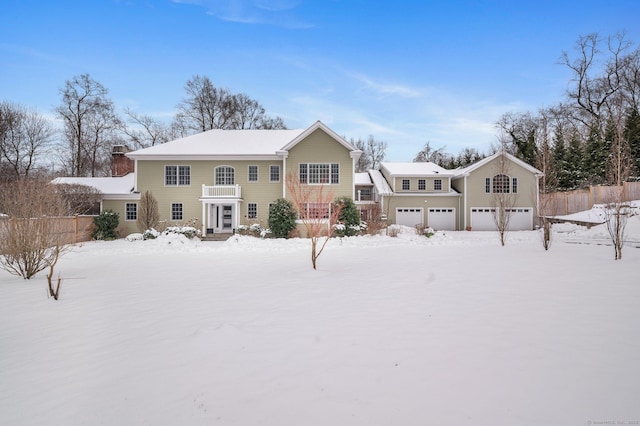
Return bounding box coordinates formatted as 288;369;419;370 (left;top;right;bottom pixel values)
215;166;235;185
492;174;510;193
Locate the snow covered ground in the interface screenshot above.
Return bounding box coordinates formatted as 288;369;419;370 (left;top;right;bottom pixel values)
1;208;639;426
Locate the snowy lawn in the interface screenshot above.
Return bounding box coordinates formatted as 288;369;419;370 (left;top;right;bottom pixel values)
1;216;639;426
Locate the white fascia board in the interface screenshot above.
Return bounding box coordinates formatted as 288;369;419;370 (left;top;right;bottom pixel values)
392;192;461;197
127;155;282;161
102;193;141;200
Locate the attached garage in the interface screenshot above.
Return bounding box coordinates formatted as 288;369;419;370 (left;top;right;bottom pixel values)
427;208;456;230
470;207;533;231
396;207;423;227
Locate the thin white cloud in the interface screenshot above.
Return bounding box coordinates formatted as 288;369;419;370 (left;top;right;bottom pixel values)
349;72;422;98
171;0;313;29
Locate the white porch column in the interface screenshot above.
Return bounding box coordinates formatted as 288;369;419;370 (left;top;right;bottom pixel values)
201;202;206;236
234;201;241;232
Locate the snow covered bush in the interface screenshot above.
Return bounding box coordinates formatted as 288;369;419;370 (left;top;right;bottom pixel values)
143;228;161;240
333;197;361;237
237;223;271;238
125;233;144;242
268;198;297;238
333;221;368;238
423;227;435;238
162;226;199;239
387;224;401;237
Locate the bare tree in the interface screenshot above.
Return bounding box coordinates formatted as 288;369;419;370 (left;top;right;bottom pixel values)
174;75;286;134
490;151;518;246
496;111;539;165
122;108;171;149
603;95;633;260
536;113;557;250
0;179;71;293
285;173;342;270
56;74;121;177
0;102;54;179
413;141;448;164
137;190;159;232
354;135;386;172
55;183;102;215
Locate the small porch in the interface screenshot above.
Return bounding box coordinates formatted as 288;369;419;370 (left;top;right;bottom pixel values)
200;184;242;236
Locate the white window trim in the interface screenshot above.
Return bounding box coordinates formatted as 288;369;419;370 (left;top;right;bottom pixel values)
165;165;191;187
248;165;259;183
170;202;183;221
247;202;258;219
299;163;339;185
269;165;281;183
125;203;137;221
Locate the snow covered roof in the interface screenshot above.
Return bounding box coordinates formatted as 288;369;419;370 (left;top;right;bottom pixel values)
127;129;305;160
354;172;372;185
51;174;136;197
380;162;454;176
454;151;543;178
126;121;361;161
368;170;393;196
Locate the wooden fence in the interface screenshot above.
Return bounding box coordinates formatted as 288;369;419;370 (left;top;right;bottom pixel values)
0;215;96;246
542;182;640;216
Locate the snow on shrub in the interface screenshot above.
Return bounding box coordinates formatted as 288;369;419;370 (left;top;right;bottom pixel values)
162;226;199;239
125;233;144;242
237;223;271;238
333;221;368;237
143;228;161;240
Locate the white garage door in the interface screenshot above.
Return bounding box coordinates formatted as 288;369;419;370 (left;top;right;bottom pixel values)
428;208;456;230
396;208;423;227
471;207;533;231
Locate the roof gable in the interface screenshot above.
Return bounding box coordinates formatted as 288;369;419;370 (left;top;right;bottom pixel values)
279;121;360;154
454;151;543;177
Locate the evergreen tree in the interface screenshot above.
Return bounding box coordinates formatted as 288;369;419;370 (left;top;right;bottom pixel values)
565;132;585;188
268;198;297;238
552;131;571;190
624;107;640;178
581;125;608;185
333;197;361;237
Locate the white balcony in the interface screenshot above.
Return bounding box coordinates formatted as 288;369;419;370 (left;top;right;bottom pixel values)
201;184;241;198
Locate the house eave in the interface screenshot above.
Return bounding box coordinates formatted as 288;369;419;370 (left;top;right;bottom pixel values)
126;154;282;161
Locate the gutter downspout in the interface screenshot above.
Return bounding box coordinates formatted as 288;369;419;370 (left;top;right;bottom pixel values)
464;175;468;229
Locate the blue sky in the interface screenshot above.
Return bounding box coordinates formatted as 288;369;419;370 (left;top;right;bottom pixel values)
2;0;639;161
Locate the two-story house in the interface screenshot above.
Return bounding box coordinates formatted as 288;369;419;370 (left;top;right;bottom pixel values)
54;121;543;235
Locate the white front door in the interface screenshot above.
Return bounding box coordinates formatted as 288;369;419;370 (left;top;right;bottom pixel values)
209;204;235;233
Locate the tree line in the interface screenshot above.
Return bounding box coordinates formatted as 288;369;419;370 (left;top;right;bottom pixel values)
3;32;639;183
496;32;640;191
0;74;287;179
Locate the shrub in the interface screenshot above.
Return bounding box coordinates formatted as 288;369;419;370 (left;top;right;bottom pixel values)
163;226;199;239
137;191;159;232
333;197;361;237
143;228;160;240
92;210;119;240
268;198;297;238
237;223;271;238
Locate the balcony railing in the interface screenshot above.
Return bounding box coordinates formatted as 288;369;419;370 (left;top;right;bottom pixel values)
201;184;241;198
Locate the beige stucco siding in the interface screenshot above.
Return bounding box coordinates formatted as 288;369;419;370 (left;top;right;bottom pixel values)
462;156;539;228
102;199;139;236
392;176;451;193
285;128;354;200
134;159;285;230
383;194;460;228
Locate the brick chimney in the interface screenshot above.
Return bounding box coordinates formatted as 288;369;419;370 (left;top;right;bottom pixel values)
111;145;135;177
